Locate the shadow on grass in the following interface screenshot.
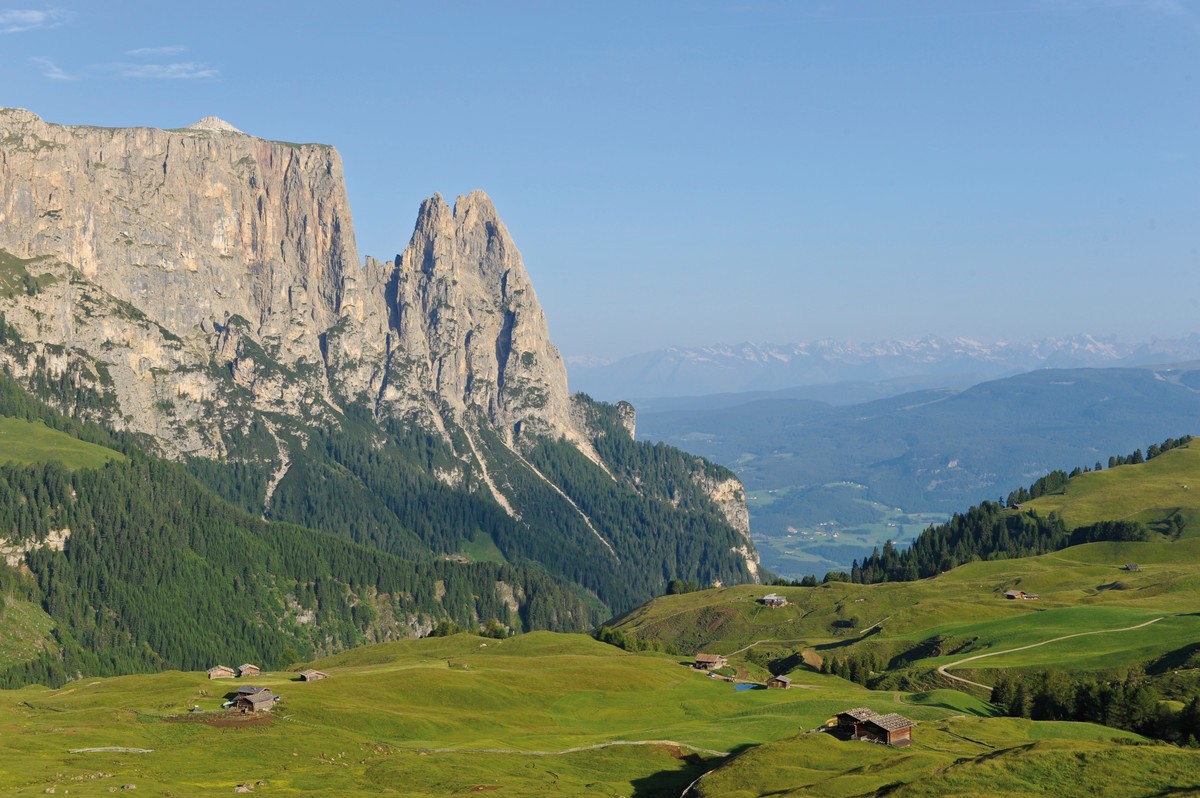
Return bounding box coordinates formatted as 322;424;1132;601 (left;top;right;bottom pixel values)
630;744;758;798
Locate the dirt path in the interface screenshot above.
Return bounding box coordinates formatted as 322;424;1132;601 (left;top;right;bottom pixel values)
725;639;772;656
937;616;1167;691
418;739;730;758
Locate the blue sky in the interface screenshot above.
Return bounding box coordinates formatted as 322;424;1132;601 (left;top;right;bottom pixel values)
2;1;1198;357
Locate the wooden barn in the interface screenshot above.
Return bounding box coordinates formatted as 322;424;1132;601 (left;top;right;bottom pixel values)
234;689;276;713
835;708;913;747
237;663;261;677
299;669;329;682
1004;590;1039;600
760;593;788;608
207;665;235;679
694;653;728;670
766;675;792;689
858;713;914;747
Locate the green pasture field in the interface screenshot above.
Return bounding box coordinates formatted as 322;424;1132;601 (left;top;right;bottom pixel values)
1028;441;1200;530
693;718;1197;798
611;525;1200;679
0;632;971;797
5;631;1190;797
0;417;125;469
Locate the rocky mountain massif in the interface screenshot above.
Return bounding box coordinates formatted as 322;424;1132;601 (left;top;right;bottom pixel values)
0;108;758;630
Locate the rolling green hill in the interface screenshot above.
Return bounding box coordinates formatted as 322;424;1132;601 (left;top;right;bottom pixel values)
693;721;1197;798
3;632;1191;797
1026;439;1200;530
606;443;1200;692
0;416;124;468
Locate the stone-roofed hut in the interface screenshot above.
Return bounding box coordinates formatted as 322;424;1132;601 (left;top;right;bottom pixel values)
299;669;329;682
836;707;879;731
234;689;276;713
760;593;788;607
694;653;727;670
766;675;792;689
207;665;235;679
859;713;914;747
835;708;914;746
237;663;261;677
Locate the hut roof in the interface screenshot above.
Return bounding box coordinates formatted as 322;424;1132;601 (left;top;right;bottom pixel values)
865;712;913;732
840;707;879;722
300;669;329;680
770;675;792;684
241;691;275;708
695;653;725;663
236;685;267;695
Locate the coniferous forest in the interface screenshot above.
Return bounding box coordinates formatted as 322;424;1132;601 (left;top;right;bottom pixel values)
0;370;606;687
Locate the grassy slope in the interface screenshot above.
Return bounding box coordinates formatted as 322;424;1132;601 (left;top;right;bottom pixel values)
0;416;125;468
610;443;1200;682
3;632;1187;797
694;720;1195;798
1026;440;1200;529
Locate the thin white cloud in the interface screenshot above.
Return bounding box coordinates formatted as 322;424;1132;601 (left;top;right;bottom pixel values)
125;45;187;57
114;62;218;80
30;55;74;80
0;8;73;34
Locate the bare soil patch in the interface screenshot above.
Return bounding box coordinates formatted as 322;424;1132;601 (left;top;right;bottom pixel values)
167;712;274;729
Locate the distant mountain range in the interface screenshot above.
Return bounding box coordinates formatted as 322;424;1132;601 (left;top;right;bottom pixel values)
567;335;1200;401
637;363;1200;578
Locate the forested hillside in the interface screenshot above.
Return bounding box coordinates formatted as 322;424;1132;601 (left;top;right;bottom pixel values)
0;373;603;687
188;396;756;616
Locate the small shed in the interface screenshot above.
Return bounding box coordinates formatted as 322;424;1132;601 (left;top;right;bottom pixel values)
1123;564;1141;572
859;713;914;747
234;689;276;713
835;708;913;746
299;669;329;682
760;593;788;607
1004;590;1039;600
766;675;792;689
207;665;235;679
694;653;728;670
237;663;261;678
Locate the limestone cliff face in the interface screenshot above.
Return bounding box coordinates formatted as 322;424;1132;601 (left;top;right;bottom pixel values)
0;107;354;453
692;467;759;579
0;110;589;458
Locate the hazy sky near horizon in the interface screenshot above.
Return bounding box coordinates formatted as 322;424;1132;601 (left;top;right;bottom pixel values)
2;1;1198;357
